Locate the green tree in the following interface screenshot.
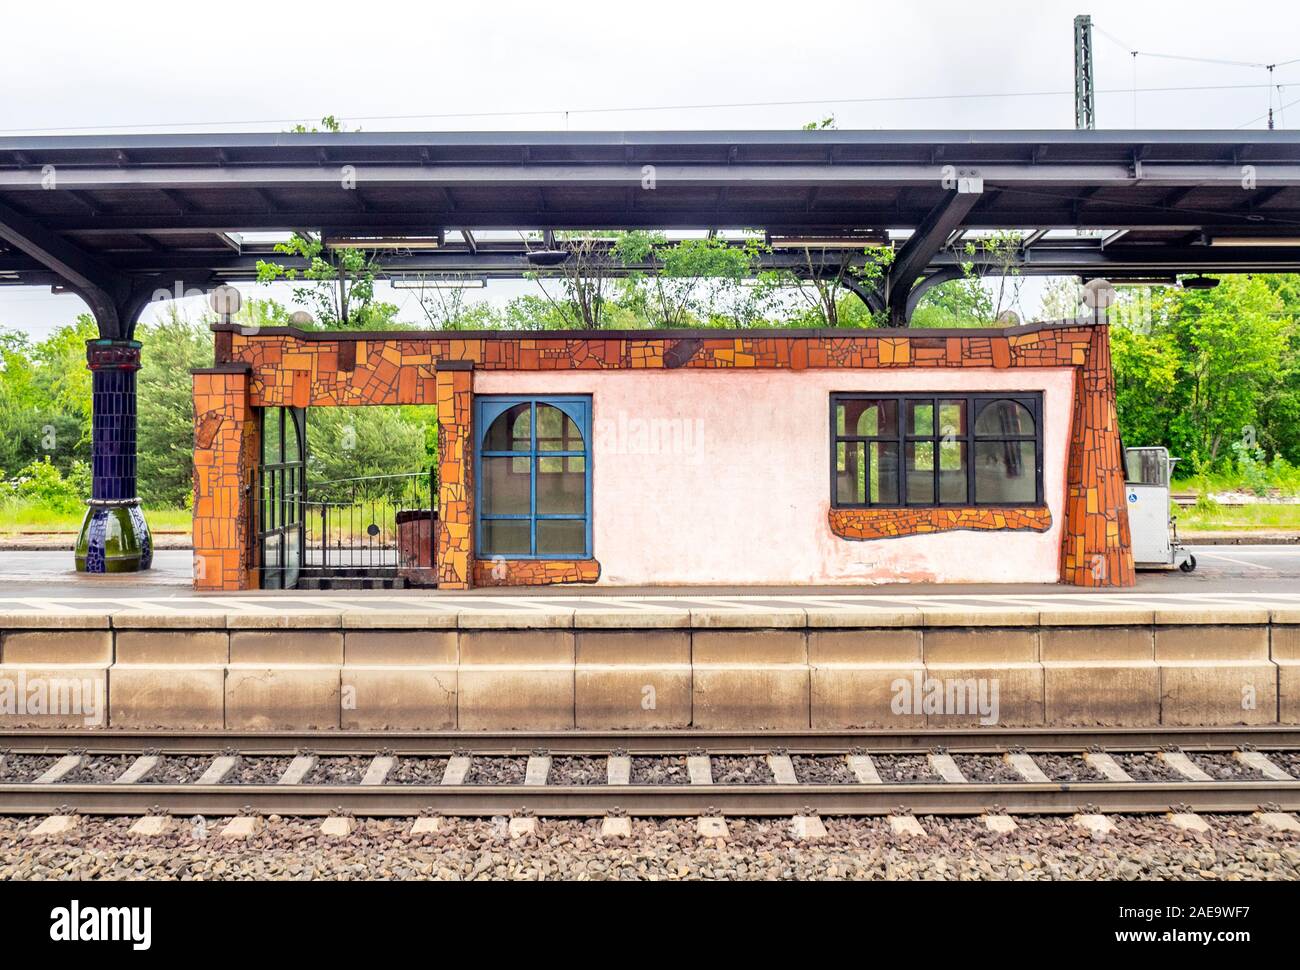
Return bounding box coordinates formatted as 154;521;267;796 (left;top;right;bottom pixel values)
135;307;214;507
0;315;95;477
255;233;396;329
1146;275;1290;462
235;297;297;331
1110;321;1180;451
412;278;506;330
911;276;996;328
306;406;433;485
613;232;761;328
911;232;1025;328
1254;274;1300;463
754;244;894;328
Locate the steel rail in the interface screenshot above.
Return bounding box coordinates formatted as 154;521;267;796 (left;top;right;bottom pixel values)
3;727;1299;756
1;782;1297;818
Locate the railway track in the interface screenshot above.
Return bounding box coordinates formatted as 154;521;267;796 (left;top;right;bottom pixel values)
2;727;1300;820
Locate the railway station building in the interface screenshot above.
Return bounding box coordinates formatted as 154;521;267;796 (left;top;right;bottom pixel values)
193;317;1133;590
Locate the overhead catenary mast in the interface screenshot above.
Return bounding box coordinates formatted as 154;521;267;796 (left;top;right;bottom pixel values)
1074;14;1097;129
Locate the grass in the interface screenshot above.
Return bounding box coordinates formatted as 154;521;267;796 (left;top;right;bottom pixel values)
1174;502;1300;533
1171;470;1300;498
0;501;192;534
2;496;1296;538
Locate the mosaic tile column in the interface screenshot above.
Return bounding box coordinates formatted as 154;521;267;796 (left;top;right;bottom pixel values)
435;362;474;589
1060;323;1136;587
74;340;153;573
192;366;259;591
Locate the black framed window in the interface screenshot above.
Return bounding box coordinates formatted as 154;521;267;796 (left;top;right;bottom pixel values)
831;393;1042;508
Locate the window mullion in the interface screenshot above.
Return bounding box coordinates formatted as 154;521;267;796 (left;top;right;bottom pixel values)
895;423;904;509
928;397;938;506
967;395;977;506
932;429;940;506
529;402;538;556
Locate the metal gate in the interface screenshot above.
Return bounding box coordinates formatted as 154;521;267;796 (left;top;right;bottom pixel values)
304;470;435;582
253;406;306;589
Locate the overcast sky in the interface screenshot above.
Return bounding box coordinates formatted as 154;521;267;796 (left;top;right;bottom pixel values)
2;0;1298;336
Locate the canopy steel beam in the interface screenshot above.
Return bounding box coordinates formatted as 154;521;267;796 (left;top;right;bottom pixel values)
0;197;128;336
906;268;967;318
840;276;886;315
2;161;1299;193
6;241;1298;282
885;185;983;324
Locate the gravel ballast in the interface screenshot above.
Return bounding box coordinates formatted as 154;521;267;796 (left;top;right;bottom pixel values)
549;757;607;785
629;757;689;785
1113;753;1182;782
1189;752;1266;781
873;755;938;783
953;755;1020;784
792;756;857;784
303;757;368;785
141;756;210;785
0;755;56;783
222;757;294;785
710;756;773;784
1033;754;1105;782
465;758;528;785
1267;751;1300;777
2;813;1296;881
62;756;139;784
387;758;447;785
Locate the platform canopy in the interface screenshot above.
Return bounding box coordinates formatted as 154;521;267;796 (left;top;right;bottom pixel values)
1;129;1299;332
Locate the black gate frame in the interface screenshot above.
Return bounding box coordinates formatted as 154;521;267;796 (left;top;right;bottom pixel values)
252;405;307;590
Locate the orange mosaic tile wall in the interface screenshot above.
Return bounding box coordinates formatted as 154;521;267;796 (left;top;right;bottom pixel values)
217;326;1100;408
192;367;258;591
472;559;602;587
198;322;1134;589
1059;324;1136;587
829;506;1053;540
435;364;474;590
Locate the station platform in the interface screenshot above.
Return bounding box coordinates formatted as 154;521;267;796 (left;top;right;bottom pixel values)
0;585;1297;734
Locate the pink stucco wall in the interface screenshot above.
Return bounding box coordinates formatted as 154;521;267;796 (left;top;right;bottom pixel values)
474;368;1076;585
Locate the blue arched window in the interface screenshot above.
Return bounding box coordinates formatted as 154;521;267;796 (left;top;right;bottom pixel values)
474;396;592;558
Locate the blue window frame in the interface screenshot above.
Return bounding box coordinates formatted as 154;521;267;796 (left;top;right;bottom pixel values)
474;395;592;559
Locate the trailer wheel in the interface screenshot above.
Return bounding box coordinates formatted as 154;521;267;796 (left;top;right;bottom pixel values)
1179;554;1197;573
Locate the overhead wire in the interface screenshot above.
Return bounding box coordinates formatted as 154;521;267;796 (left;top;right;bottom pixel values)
2;83;1300;135
1094;22;1300;129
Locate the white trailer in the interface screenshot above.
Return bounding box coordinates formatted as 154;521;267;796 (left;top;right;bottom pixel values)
1124;447;1196;572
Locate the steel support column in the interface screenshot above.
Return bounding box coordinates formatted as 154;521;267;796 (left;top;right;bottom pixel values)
74;340;153;573
885;185;982;325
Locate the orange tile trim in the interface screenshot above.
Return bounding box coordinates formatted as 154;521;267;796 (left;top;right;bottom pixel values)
829;506;1052;540
472;558;602;587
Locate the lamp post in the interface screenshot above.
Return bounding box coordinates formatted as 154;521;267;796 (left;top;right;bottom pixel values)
1082;278;1116;326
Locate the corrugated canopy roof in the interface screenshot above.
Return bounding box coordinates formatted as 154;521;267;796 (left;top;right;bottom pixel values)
1;130;1297;333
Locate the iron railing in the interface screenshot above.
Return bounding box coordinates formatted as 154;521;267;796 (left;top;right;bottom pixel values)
304;470;436;572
